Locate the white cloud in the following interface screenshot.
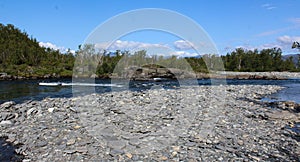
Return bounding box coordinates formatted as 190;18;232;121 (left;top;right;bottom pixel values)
277;35;300;45
236;43;282;51
261;3;276;10
39;42;75;54
95;40;168;51
39;42;61;50
260;43;282;49
234;35;300;53
173;40;194;50
170;51;199;58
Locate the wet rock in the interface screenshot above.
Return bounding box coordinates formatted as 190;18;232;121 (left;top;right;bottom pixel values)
267;110;298;120
269;101;300;112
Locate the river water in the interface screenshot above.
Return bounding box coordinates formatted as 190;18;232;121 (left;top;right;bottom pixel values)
0;78;299;104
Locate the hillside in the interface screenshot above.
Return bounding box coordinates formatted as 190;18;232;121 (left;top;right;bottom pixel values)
0;23;74;79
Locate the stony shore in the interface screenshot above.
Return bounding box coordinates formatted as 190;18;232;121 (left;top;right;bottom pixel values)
1;71;300;81
217;71;300;80
0;85;300;161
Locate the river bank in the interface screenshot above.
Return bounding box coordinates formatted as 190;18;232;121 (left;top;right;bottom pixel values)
217;71;300;79
1;71;300;81
0;85;299;161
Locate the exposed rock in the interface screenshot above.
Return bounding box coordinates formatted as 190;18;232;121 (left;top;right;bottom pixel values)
266;110;298;121
0;85;299;161
0;120;13;126
267;101;300;112
47;108;55;113
0;101;16;109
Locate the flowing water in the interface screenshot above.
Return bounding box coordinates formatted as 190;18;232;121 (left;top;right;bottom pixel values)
0;78;300;104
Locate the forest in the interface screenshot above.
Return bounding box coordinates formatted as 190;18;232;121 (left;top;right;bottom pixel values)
221;47;298;72
0;23;299;79
0;23;74;78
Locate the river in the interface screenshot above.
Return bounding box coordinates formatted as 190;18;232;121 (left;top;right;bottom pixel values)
0;78;300;104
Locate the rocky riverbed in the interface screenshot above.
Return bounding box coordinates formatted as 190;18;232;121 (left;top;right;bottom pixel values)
2;70;300;81
218;71;300;80
0;85;299;161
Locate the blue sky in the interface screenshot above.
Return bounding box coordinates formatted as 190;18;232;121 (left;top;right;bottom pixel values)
1;0;300;55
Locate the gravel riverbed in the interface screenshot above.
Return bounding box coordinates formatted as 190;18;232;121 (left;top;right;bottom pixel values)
0;85;299;161
218;72;300;79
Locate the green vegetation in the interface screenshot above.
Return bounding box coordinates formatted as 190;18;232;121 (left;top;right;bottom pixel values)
0;23;74;78
222;48;299;72
0;23;299;79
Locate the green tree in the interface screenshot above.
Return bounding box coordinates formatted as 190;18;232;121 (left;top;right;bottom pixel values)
0;23;75;78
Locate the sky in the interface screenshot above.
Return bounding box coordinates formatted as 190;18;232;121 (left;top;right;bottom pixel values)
1;0;300;56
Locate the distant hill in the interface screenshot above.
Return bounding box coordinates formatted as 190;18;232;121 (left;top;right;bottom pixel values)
282;54;300;66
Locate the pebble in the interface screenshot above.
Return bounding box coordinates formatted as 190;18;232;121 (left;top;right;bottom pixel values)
73;125;81;129
172;146;180;152
110;149;124;156
0;85;299;161
76;147;88;154
26;108;36;116
66;139;76;146
237;140;244;145
0;101;15;109
47;108;55;113
160;156;168;160
125;153;133;159
0;120;12;125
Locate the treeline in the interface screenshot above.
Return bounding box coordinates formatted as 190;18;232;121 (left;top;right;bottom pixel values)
0;23;74;78
221;48;298;72
75;45;200;77
92;47;300;75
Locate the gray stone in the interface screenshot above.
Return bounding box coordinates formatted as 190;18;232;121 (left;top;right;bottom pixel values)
215;145;226;151
108;140;127;150
0;120;12;126
0;84;299;161
27;108;37;116
110;149;124;156
0;101;15;109
36;141;48;147
185;142;196;147
76;147;88;154
66;139;76;146
64;150;76;154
